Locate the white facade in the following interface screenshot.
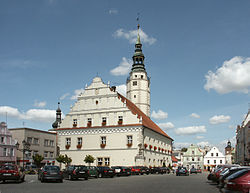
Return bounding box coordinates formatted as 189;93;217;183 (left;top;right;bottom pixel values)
57;77;173;167
204;146;225;170
126;71;150;117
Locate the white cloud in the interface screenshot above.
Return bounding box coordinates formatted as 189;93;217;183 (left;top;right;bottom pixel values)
34;100;46;108
114;28;156;45
108;9;118;15
197;141;210;147
0;106;57;123
190;113;200;119
158;122;174;130
71;88;85;100
60;93;70;100
110;57;132;76
209;115;231;124
116;84;126;96
174;142;191;149
204;56;250;94
195;136;205;139
151;110;168;120
175;126;206;136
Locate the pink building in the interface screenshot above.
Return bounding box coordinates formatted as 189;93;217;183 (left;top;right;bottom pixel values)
0;122;17;164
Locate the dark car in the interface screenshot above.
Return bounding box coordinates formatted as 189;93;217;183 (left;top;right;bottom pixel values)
150;167;164;174
97;166;115;178
111;166;131;176
140;167;150;175
196;168;202;173
160;167;170;174
190;168;197;174
0;164;25;183
38;165;63;183
63;165;89;180
86;166;98;178
224;168;250;193
176;167;189;176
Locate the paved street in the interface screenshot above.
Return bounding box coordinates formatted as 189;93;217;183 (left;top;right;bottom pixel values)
0;172;220;193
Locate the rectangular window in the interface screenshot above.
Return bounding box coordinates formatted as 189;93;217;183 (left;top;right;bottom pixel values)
27;137;32;144
220;160;222;164
118;116;123;124
214;160;216;164
73;119;77;126
102;117;106;126
198;157;200;161
104;158;110;166
192;157;195;161
186;157;189;161
50;152;54;158
127;135;133;144
27;150;32;158
211;153;213;157
50;140;54;147
216;153;218;156
44;151;48;158
101;136;106;145
1;136;5;144
34;138;39;145
33;151;38;156
3;148;7;156
44;139;49;147
133;81;137;86
10;148;14;156
87;118;92;126
207;160;210;164
97;158;103;166
77;137;82;145
66;138;71;145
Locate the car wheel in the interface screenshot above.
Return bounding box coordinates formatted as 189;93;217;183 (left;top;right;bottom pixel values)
85;177;88;180
2;180;5;183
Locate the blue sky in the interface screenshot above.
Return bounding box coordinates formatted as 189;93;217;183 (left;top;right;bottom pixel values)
1;0;250;151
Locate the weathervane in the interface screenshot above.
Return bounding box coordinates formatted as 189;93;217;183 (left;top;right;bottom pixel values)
137;13;140;30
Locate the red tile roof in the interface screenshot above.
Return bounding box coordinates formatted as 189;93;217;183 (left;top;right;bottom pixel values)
117;93;173;140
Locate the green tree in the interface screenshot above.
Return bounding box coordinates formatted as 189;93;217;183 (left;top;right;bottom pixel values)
32;154;44;168
56;154;65;169
84;155;95;166
64;154;72;167
181;147;187;152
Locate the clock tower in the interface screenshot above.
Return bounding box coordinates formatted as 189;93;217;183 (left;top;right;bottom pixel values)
126;24;150;117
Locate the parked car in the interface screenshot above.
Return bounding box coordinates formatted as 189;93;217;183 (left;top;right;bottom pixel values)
0;164;25;183
176;167;189;176
196;168;202;173
63;165;89;180
111;166;131;176
86;166;98;178
141;167;150;175
129;166;141;175
224;168;250;193
190;168;197;174
218;166;250;189
97;166;115;178
150;167;165;174
38;165;63;183
160;167;170;174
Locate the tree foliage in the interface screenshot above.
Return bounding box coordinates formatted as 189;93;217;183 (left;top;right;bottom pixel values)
181;147;188;152
56;154;72;168
32;154;44;168
84;155;95;166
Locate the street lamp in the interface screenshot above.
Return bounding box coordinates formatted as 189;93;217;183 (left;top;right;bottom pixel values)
16;140;30;169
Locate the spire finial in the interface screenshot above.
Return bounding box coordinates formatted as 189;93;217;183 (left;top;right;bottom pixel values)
136;13;141;44
137;13;140;30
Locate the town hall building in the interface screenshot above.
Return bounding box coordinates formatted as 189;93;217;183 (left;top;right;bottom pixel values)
55;24;173;167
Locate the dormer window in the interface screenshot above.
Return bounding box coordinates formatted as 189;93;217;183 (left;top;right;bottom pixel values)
73;119;77;127
133;81;137;86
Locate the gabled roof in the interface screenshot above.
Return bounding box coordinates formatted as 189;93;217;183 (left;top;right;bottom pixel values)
117;93;173;140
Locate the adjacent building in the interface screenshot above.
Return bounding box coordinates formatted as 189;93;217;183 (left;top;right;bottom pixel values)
236;110;250;165
204;146;225;171
9;127;57;167
0;122;17;164
182;144;204;169
55;24;173;167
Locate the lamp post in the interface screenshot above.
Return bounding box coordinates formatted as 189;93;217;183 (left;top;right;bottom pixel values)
16;140;30;169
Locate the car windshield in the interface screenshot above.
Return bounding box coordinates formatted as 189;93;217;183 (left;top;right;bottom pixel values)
44;166;60;171
75;166;87;171
226;169;249;180
0;165;17;170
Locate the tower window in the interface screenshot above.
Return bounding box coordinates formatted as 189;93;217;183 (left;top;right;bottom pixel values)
134;95;136;98
135;75;137;78
133;81;137;86
141;75;143;79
